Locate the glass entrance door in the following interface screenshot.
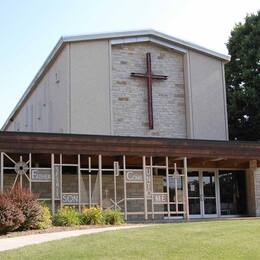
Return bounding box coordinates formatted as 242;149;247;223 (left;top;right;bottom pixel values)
202;171;217;217
188;171;217;218
188;171;201;217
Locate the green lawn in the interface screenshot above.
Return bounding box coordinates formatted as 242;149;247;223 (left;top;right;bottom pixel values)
1;220;260;259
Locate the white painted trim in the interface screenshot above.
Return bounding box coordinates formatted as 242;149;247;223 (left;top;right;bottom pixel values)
111;36;187;54
183;157;189;220
143;156;148;220
111;36;151;45
51;153;55;214
99;155;102;208
166;157;170;218
221;61;229;140
215;170;221;217
123;155;127;221
183;52;193;138
68;43;72;133
29;153;32;192
78;154;81;211
63;30;230;60
108;40;114;135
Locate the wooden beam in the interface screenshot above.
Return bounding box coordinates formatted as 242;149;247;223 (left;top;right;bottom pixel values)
183;157;189;220
1;131;260;160
210;158;225;162
51;153;55;214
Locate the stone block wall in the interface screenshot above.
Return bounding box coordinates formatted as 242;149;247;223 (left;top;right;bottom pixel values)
253;168;260;216
111;42;187;138
246;169;256;216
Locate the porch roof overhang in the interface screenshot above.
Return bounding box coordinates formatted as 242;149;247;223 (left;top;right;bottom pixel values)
0;131;260;162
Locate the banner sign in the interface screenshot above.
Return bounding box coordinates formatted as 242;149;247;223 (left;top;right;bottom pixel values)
126;170;143;182
152;193;168;204
62;193;79;204
54;165;61;200
31;169;51;181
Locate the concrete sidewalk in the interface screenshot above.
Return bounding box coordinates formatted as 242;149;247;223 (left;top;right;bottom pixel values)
0;225;145;252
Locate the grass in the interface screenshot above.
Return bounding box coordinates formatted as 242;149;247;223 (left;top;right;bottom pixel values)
1;219;260;259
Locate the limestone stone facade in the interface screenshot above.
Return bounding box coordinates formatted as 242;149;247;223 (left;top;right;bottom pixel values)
111;42;187;138
253;169;260;216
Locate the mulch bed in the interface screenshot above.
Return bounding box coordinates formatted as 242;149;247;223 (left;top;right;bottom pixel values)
0;224;132;239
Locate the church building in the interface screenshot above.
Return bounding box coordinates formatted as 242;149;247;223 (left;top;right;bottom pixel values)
1;30;260;221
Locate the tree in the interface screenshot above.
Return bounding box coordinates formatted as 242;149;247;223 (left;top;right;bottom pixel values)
225;10;260;141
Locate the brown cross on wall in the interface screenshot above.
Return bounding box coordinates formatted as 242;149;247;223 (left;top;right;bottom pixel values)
131;53;168;129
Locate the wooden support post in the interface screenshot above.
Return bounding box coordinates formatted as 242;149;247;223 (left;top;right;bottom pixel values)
0;152;3;193
88;157;91;207
174;163;178;215
150;156;154;220
183;157;189;220
99;155;102;208
20;156;23;188
51;153;55;214
143;156;148;220
113;162;118;210
166;156;170;218
123;155;127;221
60;154;63;209
29;153;32;193
78;154;81;211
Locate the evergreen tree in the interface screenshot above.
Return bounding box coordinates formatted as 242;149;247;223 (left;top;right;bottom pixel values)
226;11;260;140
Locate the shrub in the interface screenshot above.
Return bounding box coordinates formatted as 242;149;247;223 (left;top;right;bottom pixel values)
8;186;42;230
53;206;80;226
103;209;124;225
80;207;103;225
36;203;52;229
0;194;25;234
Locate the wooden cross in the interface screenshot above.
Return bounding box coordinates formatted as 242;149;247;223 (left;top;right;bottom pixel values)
131;52;168;129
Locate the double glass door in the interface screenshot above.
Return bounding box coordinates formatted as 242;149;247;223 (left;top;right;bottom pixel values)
188;171;218;218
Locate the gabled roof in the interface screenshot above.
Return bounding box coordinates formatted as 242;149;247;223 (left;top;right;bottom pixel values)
62;29;230;61
2;29;230;130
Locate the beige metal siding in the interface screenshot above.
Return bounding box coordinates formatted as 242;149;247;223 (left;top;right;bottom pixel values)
6;46;70;133
188;51;228;140
70;40;111;135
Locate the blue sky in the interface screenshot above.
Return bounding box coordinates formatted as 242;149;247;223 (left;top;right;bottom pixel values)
0;0;259;127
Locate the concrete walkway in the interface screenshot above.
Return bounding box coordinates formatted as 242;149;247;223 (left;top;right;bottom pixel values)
0;225;145;252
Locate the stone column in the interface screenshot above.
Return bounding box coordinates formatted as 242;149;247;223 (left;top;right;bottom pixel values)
246;160;259;216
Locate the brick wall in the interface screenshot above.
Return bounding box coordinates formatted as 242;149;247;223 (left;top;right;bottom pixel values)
111;42;187;138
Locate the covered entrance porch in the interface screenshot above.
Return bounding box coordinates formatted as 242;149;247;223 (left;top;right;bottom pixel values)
0;132;259;221
188;169;247;218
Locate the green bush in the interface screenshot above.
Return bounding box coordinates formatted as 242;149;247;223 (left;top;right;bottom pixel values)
53;206;80;226
36;203;52;229
80;207;103;225
103;209;124;225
